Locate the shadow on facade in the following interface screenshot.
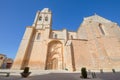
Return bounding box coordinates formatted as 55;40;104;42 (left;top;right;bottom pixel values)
71;43;76;71
21;33;35;69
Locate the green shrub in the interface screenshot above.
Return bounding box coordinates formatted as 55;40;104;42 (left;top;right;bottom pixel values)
23;67;29;73
112;69;115;73
65;68;68;71
81;67;87;78
21;67;31;78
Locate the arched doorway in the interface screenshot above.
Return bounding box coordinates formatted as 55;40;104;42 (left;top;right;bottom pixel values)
45;41;63;70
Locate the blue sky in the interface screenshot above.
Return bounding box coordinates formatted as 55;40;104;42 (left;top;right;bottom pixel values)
0;0;120;59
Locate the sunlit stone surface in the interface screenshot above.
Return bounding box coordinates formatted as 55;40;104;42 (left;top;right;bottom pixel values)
12;8;120;71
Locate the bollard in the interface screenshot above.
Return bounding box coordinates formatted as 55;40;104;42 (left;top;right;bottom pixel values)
100;69;103;73
112;69;115;73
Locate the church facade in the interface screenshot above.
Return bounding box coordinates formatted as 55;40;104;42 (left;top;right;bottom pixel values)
12;8;120;71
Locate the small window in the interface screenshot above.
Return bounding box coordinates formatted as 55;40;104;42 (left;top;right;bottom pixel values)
89;21;92;23
71;35;73;39
99;23;102;27
52;32;57;39
37;33;40;40
55;34;57;38
45;16;48;21
39;16;42;21
53;33;57;39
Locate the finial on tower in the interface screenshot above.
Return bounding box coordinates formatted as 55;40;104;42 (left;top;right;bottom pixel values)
94;13;97;16
41;8;51;13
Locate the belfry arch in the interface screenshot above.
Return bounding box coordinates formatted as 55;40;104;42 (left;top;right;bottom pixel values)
45;40;63;70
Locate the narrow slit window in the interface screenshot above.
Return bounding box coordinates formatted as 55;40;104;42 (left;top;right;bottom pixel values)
37;33;40;40
55;34;57;38
71;35;73;39
52;32;57;39
99;24;105;35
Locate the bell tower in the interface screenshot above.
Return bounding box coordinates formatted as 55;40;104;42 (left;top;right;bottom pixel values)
32;8;52;29
12;8;52;70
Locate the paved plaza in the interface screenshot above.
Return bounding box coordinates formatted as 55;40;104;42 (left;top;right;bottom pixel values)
0;70;120;80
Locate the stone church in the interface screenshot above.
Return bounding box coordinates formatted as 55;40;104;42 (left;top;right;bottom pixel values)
12;8;120;71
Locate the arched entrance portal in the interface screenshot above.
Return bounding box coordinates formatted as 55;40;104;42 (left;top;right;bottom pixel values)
46;41;63;70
